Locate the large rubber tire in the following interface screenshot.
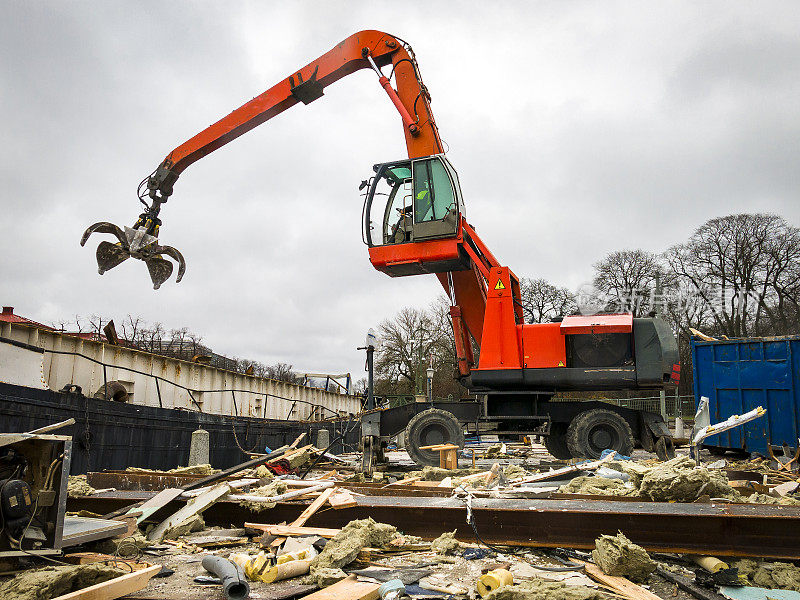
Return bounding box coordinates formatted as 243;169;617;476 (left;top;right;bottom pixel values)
544;423;572;460
566;409;634;459
405;408;465;467
93;381;128;402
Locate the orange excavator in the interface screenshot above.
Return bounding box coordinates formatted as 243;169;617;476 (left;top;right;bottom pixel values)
82;31;679;465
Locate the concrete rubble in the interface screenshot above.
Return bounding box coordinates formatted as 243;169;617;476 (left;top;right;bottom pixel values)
3;436;800;600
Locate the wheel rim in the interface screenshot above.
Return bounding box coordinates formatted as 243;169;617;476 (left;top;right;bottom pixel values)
420;423;448;447
588;424;619;455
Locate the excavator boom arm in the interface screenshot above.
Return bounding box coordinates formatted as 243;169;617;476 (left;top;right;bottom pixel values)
148;30;443;199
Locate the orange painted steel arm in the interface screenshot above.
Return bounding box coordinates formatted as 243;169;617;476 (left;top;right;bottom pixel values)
435;217;523;375
147;30;443;199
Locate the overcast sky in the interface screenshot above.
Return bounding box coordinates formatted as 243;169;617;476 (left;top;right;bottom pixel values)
2;2;798;379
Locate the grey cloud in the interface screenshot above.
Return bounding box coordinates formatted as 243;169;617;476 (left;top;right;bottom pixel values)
2;2;798;377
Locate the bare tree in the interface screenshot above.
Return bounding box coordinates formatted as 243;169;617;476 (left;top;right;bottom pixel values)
666;213;800;338
266;362;299;383
353;377;368;395
519;278;577;323
374;303;461;398
119;315;143;347
592;250;668;317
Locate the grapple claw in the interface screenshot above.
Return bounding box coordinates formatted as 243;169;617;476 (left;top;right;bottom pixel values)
81;220;187;288
80;222;127;248
95;241;130;274
155;245;186;283
145;256;174;290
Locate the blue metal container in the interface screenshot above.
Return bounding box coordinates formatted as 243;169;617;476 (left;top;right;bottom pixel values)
691;336;800;455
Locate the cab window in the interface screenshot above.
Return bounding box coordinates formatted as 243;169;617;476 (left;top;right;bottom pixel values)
413;159;455;223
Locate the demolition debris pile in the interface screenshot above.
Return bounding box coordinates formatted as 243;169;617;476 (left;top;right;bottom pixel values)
2;433;800;600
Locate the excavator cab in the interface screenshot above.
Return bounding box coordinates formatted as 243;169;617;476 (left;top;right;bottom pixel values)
364;155;470;277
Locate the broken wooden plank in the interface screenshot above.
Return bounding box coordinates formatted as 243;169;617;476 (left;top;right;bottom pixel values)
299;574;380;600
271;487;335;549
384;475;421;487
128;488;183;524
181;477;259;498
484;463;501;485
147;483;231;541
244;523;341;538
283;479;336;488
418;443;459;450
581;561;661;600
53;563;162;600
292;487;335;526
27;418;76;435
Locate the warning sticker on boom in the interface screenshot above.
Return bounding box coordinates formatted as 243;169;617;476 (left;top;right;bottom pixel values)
494;279;505;290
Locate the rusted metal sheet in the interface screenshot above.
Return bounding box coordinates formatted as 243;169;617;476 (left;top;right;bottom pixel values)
69;492;800;559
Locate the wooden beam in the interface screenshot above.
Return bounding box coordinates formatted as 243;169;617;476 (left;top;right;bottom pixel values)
383;476;421;487
244;523;340;538
228;481;333;504
147;483;230;541
271;487;335;549
289;432;307;449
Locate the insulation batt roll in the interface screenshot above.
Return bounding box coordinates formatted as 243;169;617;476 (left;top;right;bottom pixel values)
263;559;311;583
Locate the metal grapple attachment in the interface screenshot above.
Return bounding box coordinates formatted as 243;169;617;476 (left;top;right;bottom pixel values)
80;221;185;290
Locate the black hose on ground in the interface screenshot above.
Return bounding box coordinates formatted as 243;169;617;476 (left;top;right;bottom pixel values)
201;556;250;600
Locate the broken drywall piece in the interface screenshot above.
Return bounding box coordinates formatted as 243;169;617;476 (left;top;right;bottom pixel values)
591;531;656;583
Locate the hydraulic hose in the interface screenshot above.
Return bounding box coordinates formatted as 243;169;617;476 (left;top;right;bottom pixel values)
201;556;250;600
